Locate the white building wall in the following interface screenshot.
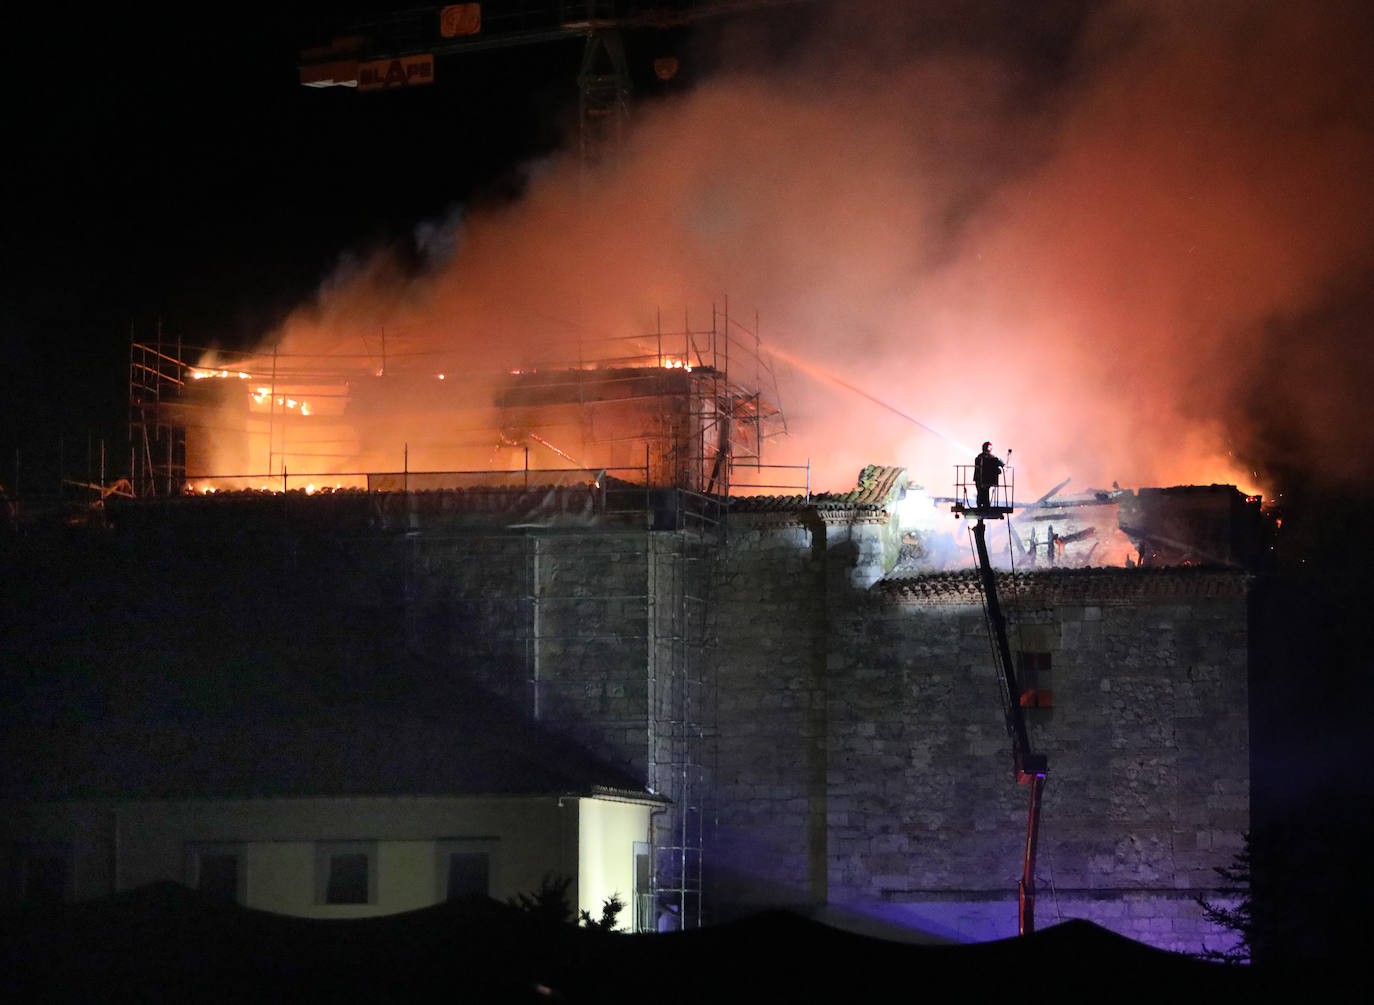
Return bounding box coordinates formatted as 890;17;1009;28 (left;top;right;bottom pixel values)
3;794;636;919
577;798;652;927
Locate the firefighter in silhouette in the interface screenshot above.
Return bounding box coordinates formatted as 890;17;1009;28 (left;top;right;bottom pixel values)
973;441;1004;509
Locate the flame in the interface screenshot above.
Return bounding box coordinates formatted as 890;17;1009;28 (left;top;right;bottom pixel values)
527;433;585;469
247;387;312;414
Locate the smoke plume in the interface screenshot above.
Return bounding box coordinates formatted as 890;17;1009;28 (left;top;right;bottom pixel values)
257;0;1374;499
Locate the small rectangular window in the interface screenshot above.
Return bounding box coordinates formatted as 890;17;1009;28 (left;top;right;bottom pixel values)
445;852;490;900
435;839;498;902
185;843;246;904
22;847;71;907
1016;651;1054;708
316;842;376;905
198;853;240;901
326;853;370;904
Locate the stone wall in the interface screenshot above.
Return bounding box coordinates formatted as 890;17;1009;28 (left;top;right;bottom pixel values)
709;517;828;905
73;493;1248;951
405;529;661;779
236;497;1248;952
706;510;1249;952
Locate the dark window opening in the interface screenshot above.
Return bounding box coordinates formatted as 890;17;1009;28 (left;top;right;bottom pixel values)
325;852;370;904
1016;651;1054;708
23;852;70;907
445;852;490;900
197;853;240;902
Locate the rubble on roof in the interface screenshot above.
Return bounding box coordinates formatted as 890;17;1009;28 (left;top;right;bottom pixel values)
729;464;908;514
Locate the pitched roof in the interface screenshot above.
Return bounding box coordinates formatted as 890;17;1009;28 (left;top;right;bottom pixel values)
0;652;650;802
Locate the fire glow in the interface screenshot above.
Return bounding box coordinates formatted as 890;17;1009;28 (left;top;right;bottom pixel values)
249;387;312;416
182;3;1374;511
180;320;764;500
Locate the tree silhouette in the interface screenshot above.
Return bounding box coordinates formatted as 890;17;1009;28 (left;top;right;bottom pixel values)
510;874;575;925
512;875;625;932
579;893;625;932
1196;833;1252;964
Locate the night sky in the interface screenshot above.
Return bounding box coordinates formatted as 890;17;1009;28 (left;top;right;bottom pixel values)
3;3;576;472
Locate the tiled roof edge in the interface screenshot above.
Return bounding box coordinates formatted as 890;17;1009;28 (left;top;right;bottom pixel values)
729;464;907;514
877;566;1252;604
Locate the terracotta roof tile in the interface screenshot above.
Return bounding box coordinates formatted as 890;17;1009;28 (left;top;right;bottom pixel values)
729;465;906;513
877;566;1251;605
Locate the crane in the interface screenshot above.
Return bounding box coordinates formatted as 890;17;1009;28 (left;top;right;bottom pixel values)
953;461;1049;935
298;1;814;166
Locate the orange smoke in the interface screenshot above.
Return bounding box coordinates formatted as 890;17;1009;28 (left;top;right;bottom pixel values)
223;1;1372;500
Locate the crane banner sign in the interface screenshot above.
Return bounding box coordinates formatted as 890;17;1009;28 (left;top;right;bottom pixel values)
439;4;482;38
358;54;435;91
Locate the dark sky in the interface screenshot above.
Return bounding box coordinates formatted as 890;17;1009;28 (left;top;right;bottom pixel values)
2;3;588;463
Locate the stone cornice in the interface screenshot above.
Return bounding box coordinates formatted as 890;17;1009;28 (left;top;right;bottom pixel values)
814;505;891;526
728;504;893;530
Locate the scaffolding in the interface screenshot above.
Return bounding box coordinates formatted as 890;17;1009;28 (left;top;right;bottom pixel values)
131;304;786;502
129;340;187;497
647;522;716;930
127;306;785;928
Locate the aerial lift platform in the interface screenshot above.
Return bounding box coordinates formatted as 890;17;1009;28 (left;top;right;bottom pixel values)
952;462;1049;935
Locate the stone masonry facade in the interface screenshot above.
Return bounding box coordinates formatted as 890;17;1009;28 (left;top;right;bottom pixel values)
707;508;1248;951
98;488;1249;951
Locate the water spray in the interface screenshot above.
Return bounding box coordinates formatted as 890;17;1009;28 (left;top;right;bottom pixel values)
759;340;978;455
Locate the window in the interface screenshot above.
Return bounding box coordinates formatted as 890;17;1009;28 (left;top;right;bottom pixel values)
3;844;72;909
436;839;498;901
315;842;376;905
185;844;245;903
1016;651;1054;709
444;852;489;899
20;845;72;908
327;854;369;903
